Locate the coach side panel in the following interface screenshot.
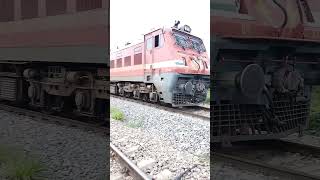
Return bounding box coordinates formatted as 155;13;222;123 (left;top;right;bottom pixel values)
0;0;108;64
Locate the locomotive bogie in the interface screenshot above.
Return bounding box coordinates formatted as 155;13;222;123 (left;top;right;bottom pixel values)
0;63;109;119
212;40;317;143
2;63;109;118
212;0;320;143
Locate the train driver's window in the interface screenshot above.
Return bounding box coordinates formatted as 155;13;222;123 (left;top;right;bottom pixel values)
146;38;153;50
154;35;160;48
154;34;163;48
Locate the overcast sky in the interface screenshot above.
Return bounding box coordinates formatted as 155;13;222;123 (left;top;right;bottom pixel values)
110;0;210;55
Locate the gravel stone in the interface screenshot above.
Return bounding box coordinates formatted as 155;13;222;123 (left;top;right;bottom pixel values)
110;97;210;179
212;162;284;180
137;158;156;170
284;133;320;147
110;173;124;180
110;97;209;155
0;109;107;180
212;133;320;180
156;169;173;180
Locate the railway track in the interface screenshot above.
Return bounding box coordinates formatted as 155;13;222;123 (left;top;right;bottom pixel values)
0;102;107;137
213;139;320;180
110;94;210;121
110;142;151;180
111;140;202;180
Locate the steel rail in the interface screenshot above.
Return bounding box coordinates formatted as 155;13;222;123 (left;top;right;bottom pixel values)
110;143;151;180
111;94;210;121
214;139;320;180
214;152;320;180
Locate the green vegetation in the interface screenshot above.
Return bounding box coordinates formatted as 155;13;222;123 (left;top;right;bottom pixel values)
0;145;45;180
110;107;125;121
205;89;210;104
308;86;320;135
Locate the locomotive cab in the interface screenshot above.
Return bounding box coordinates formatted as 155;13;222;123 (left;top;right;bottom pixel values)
142;24;210;106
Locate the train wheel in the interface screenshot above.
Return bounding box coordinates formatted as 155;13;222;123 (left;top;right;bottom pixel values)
142;94;149;102
133;90;140;99
95;99;108;124
62;96;74;113
125;92;131;98
41;93;54;115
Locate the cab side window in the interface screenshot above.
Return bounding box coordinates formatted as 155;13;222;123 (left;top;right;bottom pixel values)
146;38;152;50
154;35;160;48
147;34;163;50
154;34;163;48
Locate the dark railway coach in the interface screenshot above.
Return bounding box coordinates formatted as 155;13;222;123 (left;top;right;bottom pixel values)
212;0;320;144
0;0;109;120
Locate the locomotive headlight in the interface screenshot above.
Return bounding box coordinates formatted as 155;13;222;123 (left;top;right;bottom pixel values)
196;82;206;92
184;25;191;33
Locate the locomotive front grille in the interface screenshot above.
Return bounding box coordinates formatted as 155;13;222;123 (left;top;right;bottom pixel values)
173;76;209;106
212;94;310;142
173;91;206;105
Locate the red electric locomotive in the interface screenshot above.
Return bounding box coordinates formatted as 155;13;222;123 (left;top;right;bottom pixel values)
110;22;210;106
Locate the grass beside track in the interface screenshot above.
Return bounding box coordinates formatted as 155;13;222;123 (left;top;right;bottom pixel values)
111;107;125;121
308;86;320;135
205;90;210;104
0;145;44;179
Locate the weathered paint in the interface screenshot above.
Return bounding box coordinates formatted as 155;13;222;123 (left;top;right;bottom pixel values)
0;46;107;64
211;0;320;143
0;1;108;63
212;0;320;41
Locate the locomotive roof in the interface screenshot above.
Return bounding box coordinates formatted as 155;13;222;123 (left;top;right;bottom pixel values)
111;28;163;52
110;26;202;61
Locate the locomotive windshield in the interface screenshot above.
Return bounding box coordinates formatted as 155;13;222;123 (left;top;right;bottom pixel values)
173;33;206;52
